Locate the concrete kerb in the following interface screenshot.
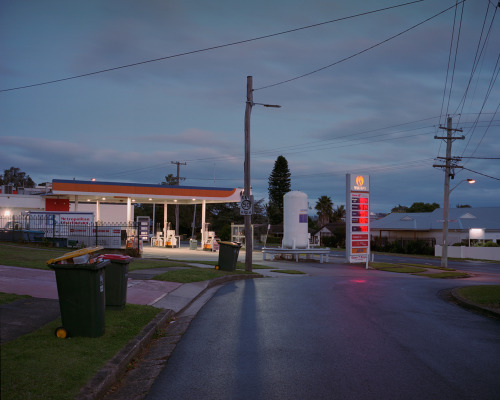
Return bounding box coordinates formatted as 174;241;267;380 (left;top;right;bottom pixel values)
75;309;175;400
450;287;500;320
75;273;262;400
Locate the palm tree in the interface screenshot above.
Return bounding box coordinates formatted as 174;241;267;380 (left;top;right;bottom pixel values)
315;196;334;227
333;205;345;222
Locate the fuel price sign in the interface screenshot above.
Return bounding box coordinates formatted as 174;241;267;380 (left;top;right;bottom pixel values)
346;174;370;263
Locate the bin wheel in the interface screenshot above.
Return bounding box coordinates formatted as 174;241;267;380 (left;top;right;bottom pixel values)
55;326;68;339
215;265;220;270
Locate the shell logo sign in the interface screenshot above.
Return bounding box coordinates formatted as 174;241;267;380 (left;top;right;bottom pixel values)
352;174;368;191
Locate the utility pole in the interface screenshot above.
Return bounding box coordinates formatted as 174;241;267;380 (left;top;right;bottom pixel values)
244;76;253;272
243;76;281;272
171;161;186;236
433;116;464;268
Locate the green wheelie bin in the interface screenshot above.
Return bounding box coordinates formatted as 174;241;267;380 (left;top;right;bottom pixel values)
101;254;133;310
49;259;109;338
216;241;241;271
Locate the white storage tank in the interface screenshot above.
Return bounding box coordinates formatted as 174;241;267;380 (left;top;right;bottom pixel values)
282;191;309;249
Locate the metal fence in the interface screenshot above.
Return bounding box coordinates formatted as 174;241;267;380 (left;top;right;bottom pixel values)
0;215;138;249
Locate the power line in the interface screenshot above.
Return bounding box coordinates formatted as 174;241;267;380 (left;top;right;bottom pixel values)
437;2;498;161
254;1;464;91
186;157;435;183
455;5;498;158
453;0;497;120
463;167;500;180
98;113;495;178
460;157;500;159
251;116;441;156
460;71;500;160
445;0;465;119
0;0;424;93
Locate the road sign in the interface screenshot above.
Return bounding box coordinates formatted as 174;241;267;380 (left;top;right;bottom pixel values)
240;195;253;215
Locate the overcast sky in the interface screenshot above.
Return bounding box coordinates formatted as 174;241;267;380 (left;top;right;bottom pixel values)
1;0;499;213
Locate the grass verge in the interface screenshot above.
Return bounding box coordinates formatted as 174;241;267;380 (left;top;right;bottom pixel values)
414;271;470;279
0;304;160;400
0;292;30;305
270;269;306;274
0;243;68;270
129;258;193;271
180;260;273;270
369;262;470;278
0;244;271;274
456;285;500;310
153;266;260;283
369;262;427;273
400;263;455;271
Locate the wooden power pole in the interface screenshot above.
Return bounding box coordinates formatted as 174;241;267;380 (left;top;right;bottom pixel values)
244;76;253;272
243;76;281;272
433;116;464;268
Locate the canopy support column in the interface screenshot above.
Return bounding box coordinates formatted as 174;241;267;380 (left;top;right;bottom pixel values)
126;198;133;225
201;200;206;248
96;199;101;224
163;203;168;244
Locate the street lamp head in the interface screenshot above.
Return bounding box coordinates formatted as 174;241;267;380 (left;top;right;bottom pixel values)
253;102;281;108
449;178;476;194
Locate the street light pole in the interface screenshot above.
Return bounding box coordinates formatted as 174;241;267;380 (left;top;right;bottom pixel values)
243;76;281;272
440;178;476;265
244;76;253;272
433;116;464;268
441;117;453;268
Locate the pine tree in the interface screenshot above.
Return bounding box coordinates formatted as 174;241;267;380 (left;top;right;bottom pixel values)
267;155;291;224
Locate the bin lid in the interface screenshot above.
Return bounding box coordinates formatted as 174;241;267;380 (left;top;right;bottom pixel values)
218;241;242;247
46;246;104;265
100;254;132;261
48;259;109;270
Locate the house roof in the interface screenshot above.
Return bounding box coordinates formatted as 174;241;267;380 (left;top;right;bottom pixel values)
313;222;345;235
371;207;500;231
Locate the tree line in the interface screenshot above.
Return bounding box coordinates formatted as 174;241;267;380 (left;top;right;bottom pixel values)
2;164;469;242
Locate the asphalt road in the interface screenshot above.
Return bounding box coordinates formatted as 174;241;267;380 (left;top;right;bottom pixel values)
146;269;500;400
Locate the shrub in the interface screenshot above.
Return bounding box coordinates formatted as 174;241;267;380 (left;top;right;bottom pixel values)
218;224;231;241
405;240;434;255
480;241;499;247
266;236;282;245
125;247;142;258
370;239;434;256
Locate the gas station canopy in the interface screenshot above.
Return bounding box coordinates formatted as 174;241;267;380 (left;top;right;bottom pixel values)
49;179;243;205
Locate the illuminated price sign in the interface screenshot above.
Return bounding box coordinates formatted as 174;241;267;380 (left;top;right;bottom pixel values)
347;173;370;263
352;211;369;217
351;197;369;204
